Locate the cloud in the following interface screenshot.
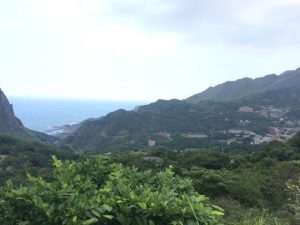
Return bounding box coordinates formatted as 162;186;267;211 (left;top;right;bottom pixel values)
20;0;109;26
2;0;300;100
90;0;300;50
19;0;300;49
0;18;10;29
81;24;179;58
19;0;181;59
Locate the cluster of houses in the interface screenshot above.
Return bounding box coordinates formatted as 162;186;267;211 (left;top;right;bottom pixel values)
224;127;297;145
148;127;298;147
146;105;299;147
236;105;299;144
239;105;290;119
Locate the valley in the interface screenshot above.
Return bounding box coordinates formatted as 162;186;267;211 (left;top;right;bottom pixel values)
1;68;300;225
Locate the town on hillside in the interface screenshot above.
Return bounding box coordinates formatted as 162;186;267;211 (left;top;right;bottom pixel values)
147;105;300;148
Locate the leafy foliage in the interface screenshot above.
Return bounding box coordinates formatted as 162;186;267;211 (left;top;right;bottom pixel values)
287;176;300;223
0;155;224;225
0;135;76;185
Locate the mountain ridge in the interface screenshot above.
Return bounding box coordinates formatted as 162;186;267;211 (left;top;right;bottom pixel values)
185;68;300;104
64;67;300;152
0;88;56;143
0;88;24;132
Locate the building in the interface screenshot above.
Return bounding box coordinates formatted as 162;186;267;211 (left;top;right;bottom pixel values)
182;133;208;138
258;109;269;117
227;138;236;145
269;127;280;139
239;120;251;126
143;156;163;163
0;155;8;161
148;139;156;147
229;129;244;135
158;131;171;139
239;106;254;113
252;135;272;145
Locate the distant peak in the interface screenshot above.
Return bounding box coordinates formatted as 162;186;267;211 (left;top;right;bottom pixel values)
0;88;24;132
185;67;300;104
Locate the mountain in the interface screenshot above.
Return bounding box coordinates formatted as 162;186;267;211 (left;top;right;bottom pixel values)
64;67;300;152
65;99;272;152
185;68;300;104
0;88;24;132
0;89;55;142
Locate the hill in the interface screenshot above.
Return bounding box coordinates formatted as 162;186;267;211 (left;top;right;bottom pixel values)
64;67;300;152
0;134;76;184
0;89;55;143
185;68;300;104
65;99;273;152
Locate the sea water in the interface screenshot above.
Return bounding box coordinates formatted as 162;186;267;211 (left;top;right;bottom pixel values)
9;97;146;132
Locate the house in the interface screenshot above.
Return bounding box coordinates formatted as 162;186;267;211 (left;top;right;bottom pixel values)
0;155;8;161
148;139;156;147
143;156;163;163
158;131;171;139
239;106;254;113
239;120;251;126
269;127;280;139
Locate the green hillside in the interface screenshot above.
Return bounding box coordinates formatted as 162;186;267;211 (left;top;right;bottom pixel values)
64;67;300;153
185;68;300;104
0;134;76;185
65;100;272;152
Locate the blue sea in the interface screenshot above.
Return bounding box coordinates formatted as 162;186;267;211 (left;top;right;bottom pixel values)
9;97;147;132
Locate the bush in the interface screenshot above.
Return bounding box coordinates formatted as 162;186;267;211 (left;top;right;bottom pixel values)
0;155;223;225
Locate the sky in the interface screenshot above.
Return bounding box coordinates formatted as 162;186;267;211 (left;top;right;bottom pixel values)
0;0;300;101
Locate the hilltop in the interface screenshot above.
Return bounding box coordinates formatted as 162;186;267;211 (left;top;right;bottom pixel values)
65;99;273;152
0;89;55;143
185;68;300;104
64;67;300;152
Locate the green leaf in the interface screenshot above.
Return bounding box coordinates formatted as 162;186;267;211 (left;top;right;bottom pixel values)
72;216;77;223
91;208;102;218
81;218;98;225
138;202;147;210
102;204;113;212
103;214;114;220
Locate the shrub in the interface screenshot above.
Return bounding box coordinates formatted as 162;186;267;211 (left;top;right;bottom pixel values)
0;155;223;225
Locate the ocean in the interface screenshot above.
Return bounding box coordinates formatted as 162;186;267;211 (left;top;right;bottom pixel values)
9;97;147;133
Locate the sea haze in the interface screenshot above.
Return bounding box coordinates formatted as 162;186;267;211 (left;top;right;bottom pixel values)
9;97;146;132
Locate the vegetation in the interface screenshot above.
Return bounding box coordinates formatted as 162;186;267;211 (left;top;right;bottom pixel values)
0;135;76;185
60;68;300;153
2;67;300;224
65;100;273;152
109;134;300;224
0;156;223;225
185;68;300;104
2;133;300;224
0;89;55;142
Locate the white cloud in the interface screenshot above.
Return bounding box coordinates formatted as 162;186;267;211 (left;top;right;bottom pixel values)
217;0;300;25
0;18;10;29
1;0;300;100
20;0;109;26
81;24;179;58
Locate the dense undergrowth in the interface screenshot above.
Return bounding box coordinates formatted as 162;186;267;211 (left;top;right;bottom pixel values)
0;156;223;225
1;133;300;224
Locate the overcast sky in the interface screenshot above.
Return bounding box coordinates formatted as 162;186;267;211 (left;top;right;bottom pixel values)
0;0;300;101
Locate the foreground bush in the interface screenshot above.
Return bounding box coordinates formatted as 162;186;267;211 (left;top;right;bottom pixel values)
0;155;223;225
